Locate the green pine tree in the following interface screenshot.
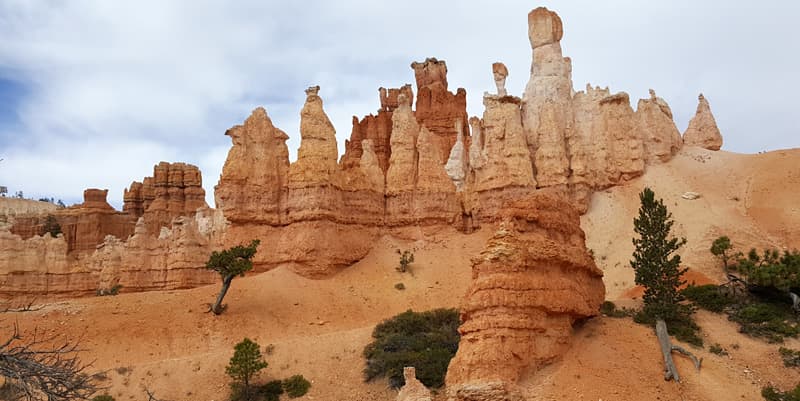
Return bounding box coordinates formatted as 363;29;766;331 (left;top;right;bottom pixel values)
226;338;268;391
205;239;260;315
631;187;688;320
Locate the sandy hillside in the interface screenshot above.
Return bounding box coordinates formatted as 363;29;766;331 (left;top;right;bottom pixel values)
5;147;800;401
584;146;800;300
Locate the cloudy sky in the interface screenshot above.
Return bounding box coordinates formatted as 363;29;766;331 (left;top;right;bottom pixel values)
1;1;798;208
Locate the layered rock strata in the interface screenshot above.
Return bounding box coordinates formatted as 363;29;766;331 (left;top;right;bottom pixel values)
124;162;208;233
683;93;723;150
412;58;469;163
341;85;413;172
445;191;605;400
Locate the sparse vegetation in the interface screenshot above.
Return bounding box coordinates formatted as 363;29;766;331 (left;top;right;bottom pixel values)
710;235;735;272
394;282;405;290
762;384;800;401
92;395;116;401
227;338;268;400
599;301;630;318
205;240;260;315
97;284;123;297
397;250;414;273
363;308;460;388
682;284;735;313
708;343;728;356
729;302;799;343
780;347;800;367
258;380;283;401
282;375;311;398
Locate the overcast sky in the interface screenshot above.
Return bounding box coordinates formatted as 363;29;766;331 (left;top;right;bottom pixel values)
1;1;798;208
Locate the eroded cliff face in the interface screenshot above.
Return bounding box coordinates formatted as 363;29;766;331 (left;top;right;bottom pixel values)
1;190;223;299
445;191;605;400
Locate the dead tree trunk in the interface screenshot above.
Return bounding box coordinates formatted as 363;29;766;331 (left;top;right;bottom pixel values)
656;319;702;382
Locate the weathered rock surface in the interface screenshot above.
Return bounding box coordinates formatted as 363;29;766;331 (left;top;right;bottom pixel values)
522;7;573;188
215;107;290;225
341;85;413;172
445;191;604;398
636;89;683;163
53;189;136;253
683;93;723;150
412;58;469;163
124;162;208;233
397;367;432;401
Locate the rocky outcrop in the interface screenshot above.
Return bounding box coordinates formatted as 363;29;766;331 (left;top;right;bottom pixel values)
445;120;468;192
341;85;413;172
0;208;224;299
635;89;683;163
397;367;432;401
683;93;723;150
46;189;136;254
124;162;208;233
518;7;699;212
445;191;605;399
492;63;509;97
522;7;572;188
215;107;290;225
412;58;469;163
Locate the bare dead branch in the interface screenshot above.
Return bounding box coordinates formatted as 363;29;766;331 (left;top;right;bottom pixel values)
0;298;43;313
0;324;99;400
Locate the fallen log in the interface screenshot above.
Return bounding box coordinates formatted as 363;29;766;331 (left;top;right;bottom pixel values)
656;319;702;382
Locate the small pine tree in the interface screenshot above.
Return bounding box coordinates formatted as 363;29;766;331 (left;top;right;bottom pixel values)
397;250;414;273
226;338;268;390
205;240;260;315
710;236;733;272
630;187;688;320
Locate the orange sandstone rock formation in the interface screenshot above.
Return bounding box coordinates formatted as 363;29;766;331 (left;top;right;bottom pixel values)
445;191;605;400
683;93;723;150
215;107;290;225
36;189;136;254
342;85;413;172
124;162;208;234
412;58;469;163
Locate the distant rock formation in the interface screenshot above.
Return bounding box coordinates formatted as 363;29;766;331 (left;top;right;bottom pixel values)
445;190;605;400
124;162;208;234
412;58;469;163
683;93;723;150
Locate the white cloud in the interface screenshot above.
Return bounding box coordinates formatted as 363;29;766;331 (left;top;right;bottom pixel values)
0;0;798;207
